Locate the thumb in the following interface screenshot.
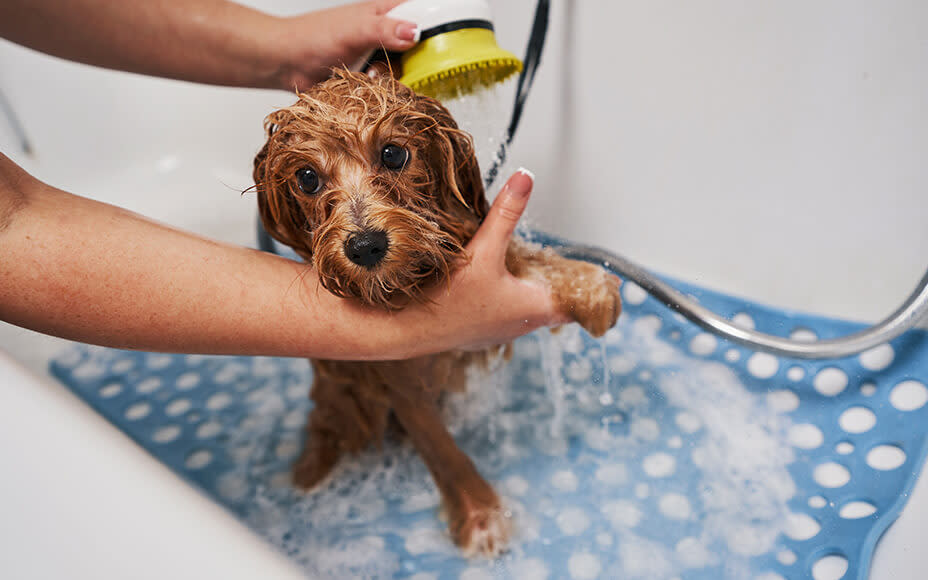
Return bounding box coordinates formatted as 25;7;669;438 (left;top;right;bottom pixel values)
469;168;535;260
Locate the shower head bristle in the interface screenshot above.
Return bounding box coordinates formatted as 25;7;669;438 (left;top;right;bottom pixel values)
399;27;523;100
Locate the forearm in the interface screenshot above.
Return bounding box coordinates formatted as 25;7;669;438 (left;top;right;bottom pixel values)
0;0;287;89
0;156;423;360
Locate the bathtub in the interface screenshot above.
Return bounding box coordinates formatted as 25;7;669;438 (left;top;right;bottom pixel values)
1;0;926;578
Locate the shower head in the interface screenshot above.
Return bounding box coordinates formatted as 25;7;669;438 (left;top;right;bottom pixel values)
386;0;522;100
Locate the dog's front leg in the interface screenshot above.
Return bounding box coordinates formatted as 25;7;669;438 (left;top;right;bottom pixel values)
506;240;622;337
389;390;510;558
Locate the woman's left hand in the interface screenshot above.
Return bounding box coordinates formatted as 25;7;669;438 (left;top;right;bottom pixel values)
271;0;418;91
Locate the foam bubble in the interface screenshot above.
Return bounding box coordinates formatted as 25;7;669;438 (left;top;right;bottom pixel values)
602;500;642;528
550;470;579;492
676;537;713;568
556;507;591;536
595;463;628;486
766;390;799;413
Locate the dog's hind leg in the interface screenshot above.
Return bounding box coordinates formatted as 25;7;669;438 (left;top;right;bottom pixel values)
389;389;510;558
292;376;390;491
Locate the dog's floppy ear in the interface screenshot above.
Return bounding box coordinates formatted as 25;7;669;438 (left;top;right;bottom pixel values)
253;120;312;256
415;95;490;222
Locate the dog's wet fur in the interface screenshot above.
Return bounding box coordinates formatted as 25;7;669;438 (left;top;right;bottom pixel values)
254;70;621;557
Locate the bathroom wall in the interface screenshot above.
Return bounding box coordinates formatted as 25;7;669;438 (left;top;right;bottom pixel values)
542;0;928;324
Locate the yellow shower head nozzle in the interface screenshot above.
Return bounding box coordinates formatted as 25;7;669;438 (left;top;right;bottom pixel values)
387;0;522;100
400;28;522;100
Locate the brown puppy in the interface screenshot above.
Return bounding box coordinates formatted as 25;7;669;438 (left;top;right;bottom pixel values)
253;69;621;557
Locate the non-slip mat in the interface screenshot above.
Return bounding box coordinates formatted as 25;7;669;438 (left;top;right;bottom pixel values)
51;269;928;580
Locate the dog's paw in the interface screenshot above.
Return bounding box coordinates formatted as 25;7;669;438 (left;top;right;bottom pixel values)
452;503;512;558
570;266;622;338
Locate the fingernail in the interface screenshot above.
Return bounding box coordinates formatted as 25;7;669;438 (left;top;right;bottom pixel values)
396;22;419;42
517;167;535;181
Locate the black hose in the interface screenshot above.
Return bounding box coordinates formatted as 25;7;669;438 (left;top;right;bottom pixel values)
483;0;550;187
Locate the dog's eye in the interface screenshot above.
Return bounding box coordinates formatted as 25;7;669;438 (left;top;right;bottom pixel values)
295;167;322;194
381;144;409;171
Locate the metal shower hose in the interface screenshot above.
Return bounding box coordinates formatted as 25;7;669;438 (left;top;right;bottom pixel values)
556;245;928;360
497;0;928;359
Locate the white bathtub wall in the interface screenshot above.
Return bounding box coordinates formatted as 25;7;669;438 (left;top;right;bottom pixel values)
554;0;928;324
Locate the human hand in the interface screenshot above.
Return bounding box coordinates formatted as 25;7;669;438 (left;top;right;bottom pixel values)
272;0;418;92
402;169;570;355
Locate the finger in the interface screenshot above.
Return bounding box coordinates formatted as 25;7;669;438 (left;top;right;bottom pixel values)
372;15;420;52
468;168;534;261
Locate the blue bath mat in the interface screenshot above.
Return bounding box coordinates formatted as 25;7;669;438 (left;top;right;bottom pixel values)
50;269;928;580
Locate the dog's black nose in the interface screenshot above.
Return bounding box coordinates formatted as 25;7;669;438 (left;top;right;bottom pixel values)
345;230;388;268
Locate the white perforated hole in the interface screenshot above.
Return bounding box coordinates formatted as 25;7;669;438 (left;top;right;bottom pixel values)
789;424;824;449
196;420;222;439
808;496;827;509
567;552;601;580
839;500;877;519
111;359;134;373
152;425;181;443
835;442;855;455
838;406;876;434
217;474;248;500
136;377;161;394
814;368;848;397
747;353;779;379
176;372;201;391
787;366;806;382
642;453;675;478
125;402;151;420
866;445;906;470
860;382;877;397
813;462;851;488
812;554;848;580
859;344;894;371
890;380;928;411
165;398;191;416
784;512;820;541
724;349;741;362
790;328;818;342
206;392;232;410
185;449;213;470
732;312;755;330
777;550;797;566
99;383;122;398
146;354;173;370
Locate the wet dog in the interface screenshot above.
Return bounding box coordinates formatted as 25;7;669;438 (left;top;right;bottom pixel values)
253;69;621;556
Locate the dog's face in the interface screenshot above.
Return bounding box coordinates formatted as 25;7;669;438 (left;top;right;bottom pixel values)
254;70;489;309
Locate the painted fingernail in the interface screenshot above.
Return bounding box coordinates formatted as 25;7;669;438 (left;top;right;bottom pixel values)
517;167;536;181
396;22;419;42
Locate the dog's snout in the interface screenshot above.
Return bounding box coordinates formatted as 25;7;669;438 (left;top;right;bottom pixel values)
345;230;388;268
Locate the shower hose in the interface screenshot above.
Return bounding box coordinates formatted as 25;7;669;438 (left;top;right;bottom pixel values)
492;0;928;359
